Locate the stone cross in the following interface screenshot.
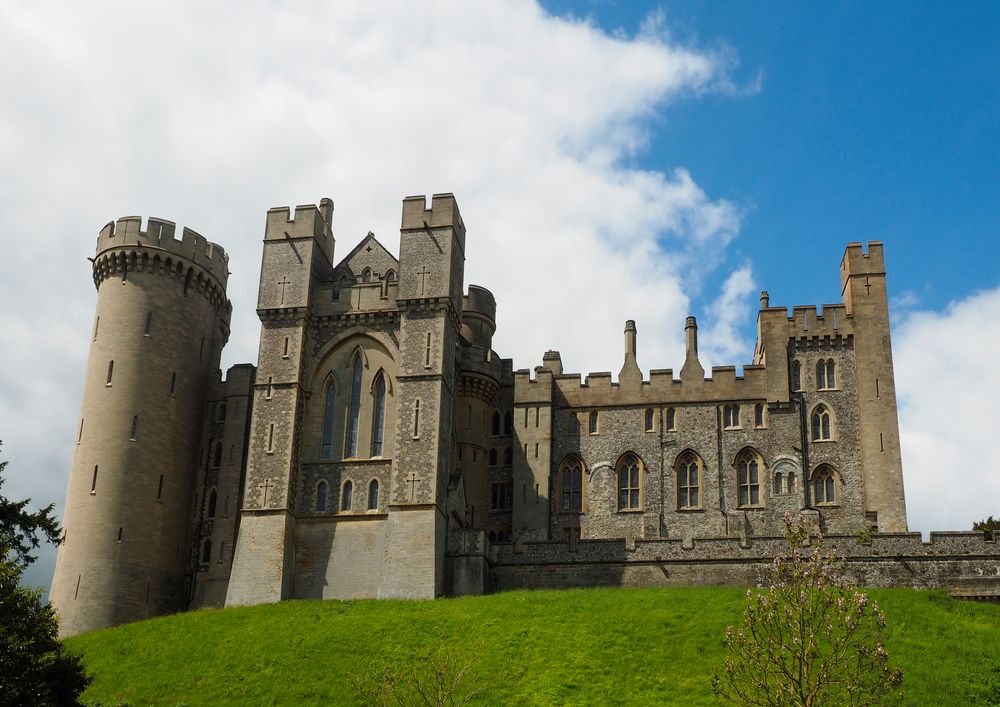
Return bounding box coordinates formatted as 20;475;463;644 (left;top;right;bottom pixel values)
865;276;872;295
277;277;291;304
417;267;431;295
258;478;274;507
406;472;420;501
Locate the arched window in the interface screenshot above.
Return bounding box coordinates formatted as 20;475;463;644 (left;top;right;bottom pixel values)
368;479;379;510
588;411;599;435
826;359;836;388
811;404;832;441
787;472;796;494
644;409;654;432
491;411;501;436
773;471;784;496
371;372;386;457
754;403;765;428
201;538;212;563
346;355;363;457
559;457;584;513
666;407;676;431
737;450;762;508
723;404;741;429
385;269;396;282
489;448;498;466
503;411;512;435
792;360;802;391
676;452;701;510
816;359;836;389
361;268;372;283
341;480;353;511
321;380;336;458
617;454;641;510
207;488;217;518
812;465;838;505
316;481;328;513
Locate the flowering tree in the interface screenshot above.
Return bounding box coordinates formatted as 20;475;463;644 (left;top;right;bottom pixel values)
712;513;903;706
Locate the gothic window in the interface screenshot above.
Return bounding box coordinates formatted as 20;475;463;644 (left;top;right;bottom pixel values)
503;411;512;436
666;407;676;431
676;452;701;510
617;454;642;511
754;403;765;428
201;538;211;564
346;355;363;457
558;456;584;513
816;359;836;390
569;412;579;433
211;441;222;468
792;360;802;391
207;489;217;518
321;380;336;458
489;448;498;467
361;268;372;283
737;450;763;508
812;465;838;505
644;408;655;432
491;411;501;436
385;269;396;282
368;479;379;511
723;404;741;429
811;404;832;441
371;372;386;457
316;481;328;512
341;480;353;511
588;411;599;435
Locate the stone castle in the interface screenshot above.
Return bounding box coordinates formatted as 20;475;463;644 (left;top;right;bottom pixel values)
50;194;1000;636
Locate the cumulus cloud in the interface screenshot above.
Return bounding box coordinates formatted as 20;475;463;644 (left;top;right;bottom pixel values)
0;1;755;590
894;285;1000;533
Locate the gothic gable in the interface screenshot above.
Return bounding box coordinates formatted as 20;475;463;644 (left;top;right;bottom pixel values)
331;232;399;288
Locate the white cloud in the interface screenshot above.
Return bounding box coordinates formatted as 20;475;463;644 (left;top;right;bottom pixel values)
0;1;754;590
895;285;1000;533
699;263;757;370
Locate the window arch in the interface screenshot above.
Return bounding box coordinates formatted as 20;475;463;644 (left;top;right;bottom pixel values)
371;371;387;457
384;269;396;282
346;354;364;457
341;480;353;511
491;411;501;436
772;459;800;496
817;359;836;390
736;449;764;508
791;360;802;391
811;403;833;441
558;456;584;513
773;471;784;496
368;479;379;510
812;465;839;505
316;481;328;513
207;488;217;518
321;378;336;458
676;451;701;510
617;453;642;511
361;268;372;283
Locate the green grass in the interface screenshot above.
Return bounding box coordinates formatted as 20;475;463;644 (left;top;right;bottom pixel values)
65;587;1000;706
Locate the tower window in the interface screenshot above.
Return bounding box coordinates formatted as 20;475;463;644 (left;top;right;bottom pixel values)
130;415;139;440
371;373;386;457
489;448;498;467
559;457;584;513
425;332;432;368
321;380;335;458
666;407;676;431
617;454;642;511
413;399;421;438
346;355;363;457
503;411;512;436
737;450;762;508
341;480;353;511
92;316;99;341
754;403;765;428
677;452;701;510
106;360;114;386
207;489;217;518
812;465;838;505
199;337;205;360
170;371;176;395
811;405;832;441
144;312;153;336
91;465;98;494
201;538;212;563
491;411;501;436
644;408;654;432
723;404;741;430
368;479;379;511
817;359;836;389
265;376;273;399
267;423;275;452
588;411;599;435
282;337;289;358
791;360;802;391
157;474;164;501
117;527;123;542
316;481;328;513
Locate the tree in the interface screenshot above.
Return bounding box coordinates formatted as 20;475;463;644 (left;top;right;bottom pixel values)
0;445;92;706
973;516;1000;538
712;513;903;706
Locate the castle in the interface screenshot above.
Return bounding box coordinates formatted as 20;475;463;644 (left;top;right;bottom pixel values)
50;194;999;637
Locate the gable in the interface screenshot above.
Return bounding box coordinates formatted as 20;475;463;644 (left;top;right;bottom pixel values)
331;232;399;286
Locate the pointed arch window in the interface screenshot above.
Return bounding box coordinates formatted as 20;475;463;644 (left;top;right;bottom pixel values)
792;360;802;391
321;380;336;458
491;411;501;436
617;454;642;511
677;452;701;509
559;457;584;513
723;404;741;429
811;404;832;441
371;372;386;457
341;480;353;511
737;450;763;508
385;269;396;282
644;409;654;432
666;407;677;431
200;538;212;563
316;481;328;513
346;355;363;457
754;403;765;428
817;359;836;389
368;479;379;511
588;411;599;435
361;268;372;283
503;411;513;436
812;465;838;505
207;489;217;518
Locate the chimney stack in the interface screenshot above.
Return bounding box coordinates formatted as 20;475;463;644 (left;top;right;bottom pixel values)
680;316;705;382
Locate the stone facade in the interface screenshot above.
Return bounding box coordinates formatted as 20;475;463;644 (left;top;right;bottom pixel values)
51;193;999;638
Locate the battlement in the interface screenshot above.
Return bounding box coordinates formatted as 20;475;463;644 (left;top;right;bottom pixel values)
759;303;851;338
96;216;229;286
401;193;466;247
840;241;885;281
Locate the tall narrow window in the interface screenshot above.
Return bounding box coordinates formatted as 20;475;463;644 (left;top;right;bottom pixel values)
157;474;164;501
723;405;741;429
91;465;98;494
368;479;379;510
677;453;700;509
118;527;123;542
371;374;386;457
811;405;832;441
282;337;289;357
825;360;836;388
77;418;84;443
737;451;761;507
588;411;599;434
813;466;838;505
201;538;212;563
816;360;827;389
207;489;217;518
413;399;421;438
504;412;512;436
666;407;676;431
170;371;176;395
489;449;498;466
466;405;472;428
346;355;363;457
425;332;432;367
644;408;654;432
617;454;641;510
265;376;273;399
267;423;275;452
492;411;501;436
106;360;114;385
316;481;328;513
93;316;99;341
130;415;138;440
504;447;513;466
792;360;802;391
341;480;353;511
199;336;205;360
754;403;765;428
559;457;583;512
144;311;153;336
211;441;222;468
321;381;335;458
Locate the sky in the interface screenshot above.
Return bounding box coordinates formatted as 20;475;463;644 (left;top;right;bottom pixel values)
1;1;998;592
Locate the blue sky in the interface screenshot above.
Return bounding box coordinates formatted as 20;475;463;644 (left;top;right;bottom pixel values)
1;1;998;592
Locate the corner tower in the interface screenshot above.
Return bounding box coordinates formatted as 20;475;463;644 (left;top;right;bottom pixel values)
51;217;232;636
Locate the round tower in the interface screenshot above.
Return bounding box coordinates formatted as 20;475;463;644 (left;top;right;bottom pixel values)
50;216;231;636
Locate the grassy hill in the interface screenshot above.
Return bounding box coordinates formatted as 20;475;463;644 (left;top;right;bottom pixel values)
66;587;1000;706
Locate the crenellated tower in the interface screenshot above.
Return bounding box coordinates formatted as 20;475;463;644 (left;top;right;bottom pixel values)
50;216;232;636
